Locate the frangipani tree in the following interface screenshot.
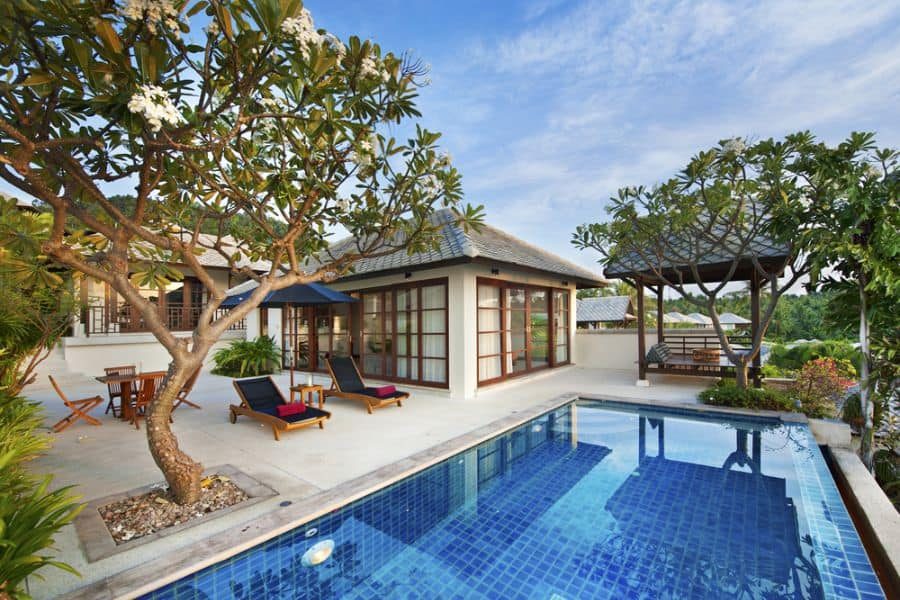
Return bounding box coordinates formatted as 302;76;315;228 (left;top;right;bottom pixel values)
0;0;481;503
793;132;898;469
574;135;813;389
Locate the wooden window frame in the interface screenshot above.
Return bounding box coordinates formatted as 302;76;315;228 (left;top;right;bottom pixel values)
476;277;571;386
356;277;449;389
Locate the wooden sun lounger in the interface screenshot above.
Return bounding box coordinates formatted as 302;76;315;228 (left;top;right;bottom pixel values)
230;376;330;441
324;356;409;414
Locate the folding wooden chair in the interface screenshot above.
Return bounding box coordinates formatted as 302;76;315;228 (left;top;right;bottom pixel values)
103;364;135;418
131;371;167;430
173;367;202;411
49;375;103;433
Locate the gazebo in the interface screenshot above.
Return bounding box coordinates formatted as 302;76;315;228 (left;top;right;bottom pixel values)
604;230;790;387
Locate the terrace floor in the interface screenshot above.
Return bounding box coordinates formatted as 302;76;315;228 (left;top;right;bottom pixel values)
25;366;710;598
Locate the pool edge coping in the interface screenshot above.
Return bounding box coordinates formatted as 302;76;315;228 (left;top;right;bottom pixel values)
60;391;581;600
828;447;900;596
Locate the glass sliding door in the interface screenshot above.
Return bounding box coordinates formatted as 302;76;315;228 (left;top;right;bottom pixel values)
504;287;528;375
396;287;419;381
477;279;571;385
553;290;570;364
477;284;502;382
420;283;447;384
361;291;392;377
529;289;549;368
283;306;312;369
357;279;448;387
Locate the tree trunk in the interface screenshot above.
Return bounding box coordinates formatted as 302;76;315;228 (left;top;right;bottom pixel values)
735;362;749;390
858;280;874;471
146;362;203;504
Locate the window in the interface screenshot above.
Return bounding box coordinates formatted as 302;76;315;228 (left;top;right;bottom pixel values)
554;290;570;364
477;279;571;385
359;279;448;386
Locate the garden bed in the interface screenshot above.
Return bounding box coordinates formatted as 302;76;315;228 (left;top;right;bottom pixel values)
99;474;247;544
74;465;277;562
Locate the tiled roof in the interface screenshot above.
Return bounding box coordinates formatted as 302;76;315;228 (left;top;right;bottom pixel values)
719;312;751;325
604;211;789;281
320;209;605;286
576;296;634;323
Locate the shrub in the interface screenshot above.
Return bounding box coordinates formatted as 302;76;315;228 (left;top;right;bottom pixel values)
0;393;82;597
767;340;861;374
212;336;282;378
698;380;794;412
792;358;856;419
841;392;885;431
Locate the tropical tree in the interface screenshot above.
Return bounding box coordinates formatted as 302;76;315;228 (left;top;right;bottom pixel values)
573;135;813;389
0;0;481;504
795;132;898;469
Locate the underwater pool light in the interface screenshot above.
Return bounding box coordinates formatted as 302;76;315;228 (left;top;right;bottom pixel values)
301;539;335;567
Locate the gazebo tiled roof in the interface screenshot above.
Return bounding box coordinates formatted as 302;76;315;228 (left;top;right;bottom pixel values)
604;217;790;284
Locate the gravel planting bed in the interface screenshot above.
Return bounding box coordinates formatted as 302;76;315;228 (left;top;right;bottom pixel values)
99;474;247;544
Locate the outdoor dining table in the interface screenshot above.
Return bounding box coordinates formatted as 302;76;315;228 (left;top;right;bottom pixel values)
95;373;140;422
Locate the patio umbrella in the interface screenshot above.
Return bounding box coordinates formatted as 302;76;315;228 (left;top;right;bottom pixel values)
221;280;358;386
220;280;357;308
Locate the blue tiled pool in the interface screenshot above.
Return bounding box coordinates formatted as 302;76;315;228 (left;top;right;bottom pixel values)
148;401;884;599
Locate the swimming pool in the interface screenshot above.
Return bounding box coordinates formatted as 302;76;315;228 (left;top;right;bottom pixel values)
147;401;884;599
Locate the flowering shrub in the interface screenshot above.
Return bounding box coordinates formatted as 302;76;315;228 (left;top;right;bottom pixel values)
792;358;857;419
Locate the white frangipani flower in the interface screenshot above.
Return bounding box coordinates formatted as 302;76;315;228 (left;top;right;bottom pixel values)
120;0;181;37
127;84;186;132
864;163;881;179
722;138;746;154
206;21;219;35
281;10;319;59
437;151;452;167
336;198;350;212
422;174;442;197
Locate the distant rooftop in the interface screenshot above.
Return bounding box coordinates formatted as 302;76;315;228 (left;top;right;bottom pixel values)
576;296;634;323
323;209;605;288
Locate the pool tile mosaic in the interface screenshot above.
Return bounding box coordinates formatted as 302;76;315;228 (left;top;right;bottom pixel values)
146;403;884;599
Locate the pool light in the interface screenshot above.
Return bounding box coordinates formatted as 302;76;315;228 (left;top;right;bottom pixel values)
301;539;335;567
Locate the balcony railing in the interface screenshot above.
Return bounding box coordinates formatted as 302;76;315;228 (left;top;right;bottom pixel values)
84;301;245;336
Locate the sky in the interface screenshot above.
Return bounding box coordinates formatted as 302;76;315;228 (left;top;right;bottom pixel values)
305;0;900;275
4;0;899;279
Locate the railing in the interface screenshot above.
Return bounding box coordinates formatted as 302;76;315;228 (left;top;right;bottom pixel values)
661;333;753;358
84;302;245;335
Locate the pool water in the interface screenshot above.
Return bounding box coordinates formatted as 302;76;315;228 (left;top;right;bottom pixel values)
148;402;884;599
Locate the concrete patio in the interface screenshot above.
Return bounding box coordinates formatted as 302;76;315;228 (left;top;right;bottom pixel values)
25;366;710;598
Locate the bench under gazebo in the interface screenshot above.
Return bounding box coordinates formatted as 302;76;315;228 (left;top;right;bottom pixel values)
604;232;790;388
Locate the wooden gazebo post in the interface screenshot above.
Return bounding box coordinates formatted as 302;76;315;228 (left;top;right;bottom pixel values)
655;285;664;345
750;273;762;388
636;279;648;386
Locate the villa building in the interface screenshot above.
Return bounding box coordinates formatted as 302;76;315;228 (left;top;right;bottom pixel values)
248;209;604;399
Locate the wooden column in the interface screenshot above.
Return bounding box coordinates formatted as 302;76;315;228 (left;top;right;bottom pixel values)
636;279;646;381
656;285;664;344
750;273;762;388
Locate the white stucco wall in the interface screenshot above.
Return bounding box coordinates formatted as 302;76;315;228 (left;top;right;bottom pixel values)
61;330;245;375
574;329;659;371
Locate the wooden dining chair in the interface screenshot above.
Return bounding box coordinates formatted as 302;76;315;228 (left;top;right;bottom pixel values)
173;367;202;411
49;375;104;433
103;365;136;418
131;371;167;430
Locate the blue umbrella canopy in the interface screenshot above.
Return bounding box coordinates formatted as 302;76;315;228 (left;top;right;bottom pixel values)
220;280;357;308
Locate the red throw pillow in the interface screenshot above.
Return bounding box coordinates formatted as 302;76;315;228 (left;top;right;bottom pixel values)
373;385;396;398
276;402;306;417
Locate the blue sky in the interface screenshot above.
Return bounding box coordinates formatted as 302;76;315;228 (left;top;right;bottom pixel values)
5;1;899;278
307;0;900;274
